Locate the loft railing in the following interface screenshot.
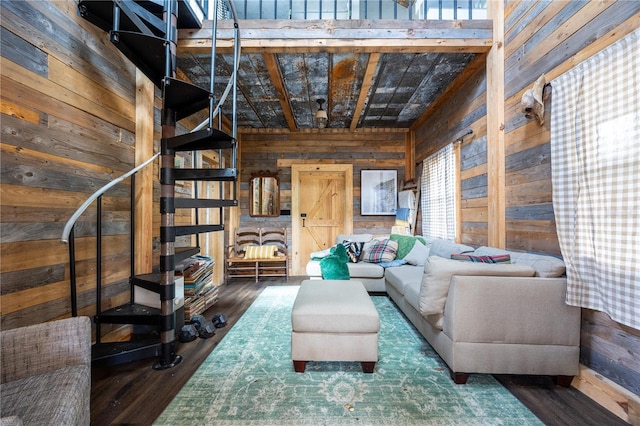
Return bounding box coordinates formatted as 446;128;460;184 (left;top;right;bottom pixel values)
222;0;487;20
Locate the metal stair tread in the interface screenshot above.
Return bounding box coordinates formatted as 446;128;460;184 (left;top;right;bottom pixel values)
110;30;166;87
176;246;201;263
78;0;203;34
175;198;238;209
91;339;160;367
173;167;237;182
175;224;224;236
96;303;161;325
164;128;235;151
163;77;212;121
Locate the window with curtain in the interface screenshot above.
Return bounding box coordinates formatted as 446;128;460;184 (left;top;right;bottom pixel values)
550;29;639;330
421;143;457;240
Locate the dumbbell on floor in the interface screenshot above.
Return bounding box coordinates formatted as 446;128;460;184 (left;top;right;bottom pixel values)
177;324;198;342
190;314;216;339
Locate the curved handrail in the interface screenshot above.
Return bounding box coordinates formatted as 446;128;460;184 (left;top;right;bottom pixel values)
194;0;241;133
61;152;160;243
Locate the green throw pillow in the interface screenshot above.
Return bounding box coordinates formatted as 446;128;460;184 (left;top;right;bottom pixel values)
390;234;427;259
330;243;350;264
319;255;350;280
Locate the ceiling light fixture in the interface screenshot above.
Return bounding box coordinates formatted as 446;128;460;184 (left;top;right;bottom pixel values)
315;98;328;129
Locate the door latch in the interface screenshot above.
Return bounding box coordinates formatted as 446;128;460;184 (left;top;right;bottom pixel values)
301;213;307;227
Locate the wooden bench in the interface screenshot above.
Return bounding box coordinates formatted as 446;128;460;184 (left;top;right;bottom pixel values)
225;227;289;282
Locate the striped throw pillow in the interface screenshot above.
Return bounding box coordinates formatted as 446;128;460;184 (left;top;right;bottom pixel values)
450;254;511;264
244;245;277;259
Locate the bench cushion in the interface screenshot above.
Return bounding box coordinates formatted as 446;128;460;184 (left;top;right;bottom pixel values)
292;280;380;334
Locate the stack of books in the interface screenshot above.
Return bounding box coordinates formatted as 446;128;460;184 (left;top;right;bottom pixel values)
176;255;219;320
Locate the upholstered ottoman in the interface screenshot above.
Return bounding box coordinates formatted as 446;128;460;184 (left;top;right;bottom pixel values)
291;280;380;373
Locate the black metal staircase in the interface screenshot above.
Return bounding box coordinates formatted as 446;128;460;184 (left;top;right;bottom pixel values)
66;0;240;369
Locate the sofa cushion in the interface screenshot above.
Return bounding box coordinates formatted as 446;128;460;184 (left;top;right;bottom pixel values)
419;256;536;316
473;246;566;278
429;239;474;258
0;365;90;426
362;239;398;263
385;265;423;295
337;234;374;244
307;260;384;279
347;262;385;278
389;234;427;259
404;279;422;312
404;240;430;266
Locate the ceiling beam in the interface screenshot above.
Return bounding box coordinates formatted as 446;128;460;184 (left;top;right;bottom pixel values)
178;19;493;54
350;52;379;132
263;53;297;131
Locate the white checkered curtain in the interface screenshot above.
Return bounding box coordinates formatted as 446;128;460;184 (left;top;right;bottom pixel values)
421;143;456;240
550;29;640;330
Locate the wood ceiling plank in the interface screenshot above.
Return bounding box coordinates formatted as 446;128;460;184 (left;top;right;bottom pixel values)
411;52;487;131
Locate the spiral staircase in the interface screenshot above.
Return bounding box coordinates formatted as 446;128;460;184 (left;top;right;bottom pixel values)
68;0;240;369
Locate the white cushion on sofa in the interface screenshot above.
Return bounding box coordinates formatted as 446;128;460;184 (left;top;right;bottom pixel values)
385;265;423;295
338;234;374;243
347;261;385;278
403;240;430;266
473;246;566;278
428;239;474;258
419;256;536;316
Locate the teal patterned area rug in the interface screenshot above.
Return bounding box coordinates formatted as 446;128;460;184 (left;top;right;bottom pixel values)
155;286;542;426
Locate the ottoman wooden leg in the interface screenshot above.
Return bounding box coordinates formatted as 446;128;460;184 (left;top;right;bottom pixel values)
361;362;376;373
293;360;307;373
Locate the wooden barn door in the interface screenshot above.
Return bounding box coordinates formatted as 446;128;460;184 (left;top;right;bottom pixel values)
291;164;353;275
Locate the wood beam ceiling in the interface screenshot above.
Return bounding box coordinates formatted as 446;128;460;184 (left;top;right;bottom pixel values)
177;19;492;132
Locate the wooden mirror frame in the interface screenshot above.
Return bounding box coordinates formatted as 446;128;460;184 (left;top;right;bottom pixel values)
249;172;280;217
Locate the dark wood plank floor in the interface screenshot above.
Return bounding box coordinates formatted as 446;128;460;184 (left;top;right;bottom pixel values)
90;277;627;426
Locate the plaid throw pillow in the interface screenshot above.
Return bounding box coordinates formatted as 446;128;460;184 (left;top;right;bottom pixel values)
363;239;398;263
450;254;511;264
342;241;364;263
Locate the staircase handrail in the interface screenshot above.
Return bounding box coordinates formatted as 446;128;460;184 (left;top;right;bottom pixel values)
61;152;160;243
194;0;241;133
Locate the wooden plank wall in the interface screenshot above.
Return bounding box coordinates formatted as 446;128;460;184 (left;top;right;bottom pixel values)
415;0;640;400
237;130;406;240
0;0;139;331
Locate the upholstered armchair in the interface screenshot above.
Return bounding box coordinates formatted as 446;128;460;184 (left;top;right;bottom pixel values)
1;316;92;425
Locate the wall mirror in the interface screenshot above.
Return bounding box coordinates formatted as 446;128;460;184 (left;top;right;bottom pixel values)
249;172;280;217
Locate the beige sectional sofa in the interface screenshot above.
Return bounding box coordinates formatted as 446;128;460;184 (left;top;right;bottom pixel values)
307;234;581;385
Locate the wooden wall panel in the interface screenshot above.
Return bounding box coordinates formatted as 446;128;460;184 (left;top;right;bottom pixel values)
0;0;138;332
503;0;640;400
238;130;405;238
414;0;640;401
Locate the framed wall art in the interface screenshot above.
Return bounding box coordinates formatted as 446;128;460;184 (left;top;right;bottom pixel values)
360;170;397;215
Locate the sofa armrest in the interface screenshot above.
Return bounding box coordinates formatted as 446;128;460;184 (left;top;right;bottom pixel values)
1;316;91;384
443;276;581;346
